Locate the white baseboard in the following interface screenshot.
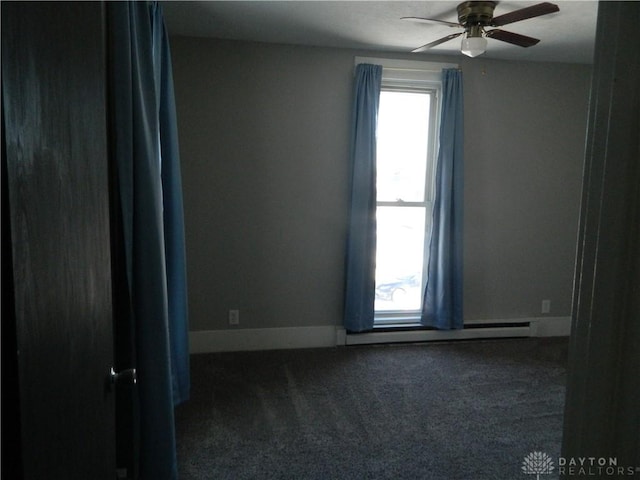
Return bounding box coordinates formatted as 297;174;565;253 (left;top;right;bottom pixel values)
189;326;341;354
529;316;573;337
189;316;571;354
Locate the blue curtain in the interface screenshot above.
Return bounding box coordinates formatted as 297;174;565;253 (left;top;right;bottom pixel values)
153;2;190;408
421;68;464;330
343;64;382;333
109;2;189;478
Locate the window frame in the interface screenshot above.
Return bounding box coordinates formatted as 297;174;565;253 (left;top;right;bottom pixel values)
354;57;457;326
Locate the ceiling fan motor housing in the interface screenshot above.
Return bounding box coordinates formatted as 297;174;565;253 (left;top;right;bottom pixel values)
457;1;497;27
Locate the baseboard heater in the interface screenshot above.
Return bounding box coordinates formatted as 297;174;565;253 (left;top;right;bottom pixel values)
345;321;532;346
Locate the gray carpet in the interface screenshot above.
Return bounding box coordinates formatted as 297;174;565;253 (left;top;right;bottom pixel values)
176;337;568;479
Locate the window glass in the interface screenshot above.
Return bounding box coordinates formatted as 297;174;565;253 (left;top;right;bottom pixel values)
376;92;431;203
375;206;426;312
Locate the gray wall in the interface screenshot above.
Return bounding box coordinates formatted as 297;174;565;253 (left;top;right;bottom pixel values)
170;36;591;332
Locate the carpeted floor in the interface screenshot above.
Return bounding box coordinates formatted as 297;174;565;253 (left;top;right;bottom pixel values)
176;337;568;479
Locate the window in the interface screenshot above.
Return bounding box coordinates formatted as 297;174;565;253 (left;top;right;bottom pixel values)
354;58;456;326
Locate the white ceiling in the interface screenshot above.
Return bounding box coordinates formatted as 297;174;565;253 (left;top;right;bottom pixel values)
161;1;599;64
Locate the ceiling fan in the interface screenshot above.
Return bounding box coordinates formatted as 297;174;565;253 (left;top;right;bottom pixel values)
402;1;560;57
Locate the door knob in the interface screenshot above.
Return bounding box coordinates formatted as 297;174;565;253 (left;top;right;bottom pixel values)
109;367;137;389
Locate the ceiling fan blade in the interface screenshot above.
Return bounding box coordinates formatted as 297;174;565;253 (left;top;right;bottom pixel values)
401;16;461;28
485;29;540;47
412;32;463;53
491;2;559;27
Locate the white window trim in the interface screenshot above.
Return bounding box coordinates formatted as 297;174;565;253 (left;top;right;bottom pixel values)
355;56;458;81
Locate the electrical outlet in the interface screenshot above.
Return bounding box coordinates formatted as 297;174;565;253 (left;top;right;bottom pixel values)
541;300;551;314
228;309;240;326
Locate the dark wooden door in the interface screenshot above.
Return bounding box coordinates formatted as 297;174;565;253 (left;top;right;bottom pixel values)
2;2;116;478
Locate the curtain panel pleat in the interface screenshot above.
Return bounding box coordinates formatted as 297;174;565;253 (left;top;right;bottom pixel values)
343;64;382;333
152;1;191;407
109;2;189;478
421;68;464;330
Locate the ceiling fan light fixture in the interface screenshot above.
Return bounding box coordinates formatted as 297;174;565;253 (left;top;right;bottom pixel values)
461;35;487;57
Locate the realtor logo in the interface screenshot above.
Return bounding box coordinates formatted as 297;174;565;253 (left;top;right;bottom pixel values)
522;451;555;479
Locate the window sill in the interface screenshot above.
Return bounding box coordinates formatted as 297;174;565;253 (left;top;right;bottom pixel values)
373;315;423;331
